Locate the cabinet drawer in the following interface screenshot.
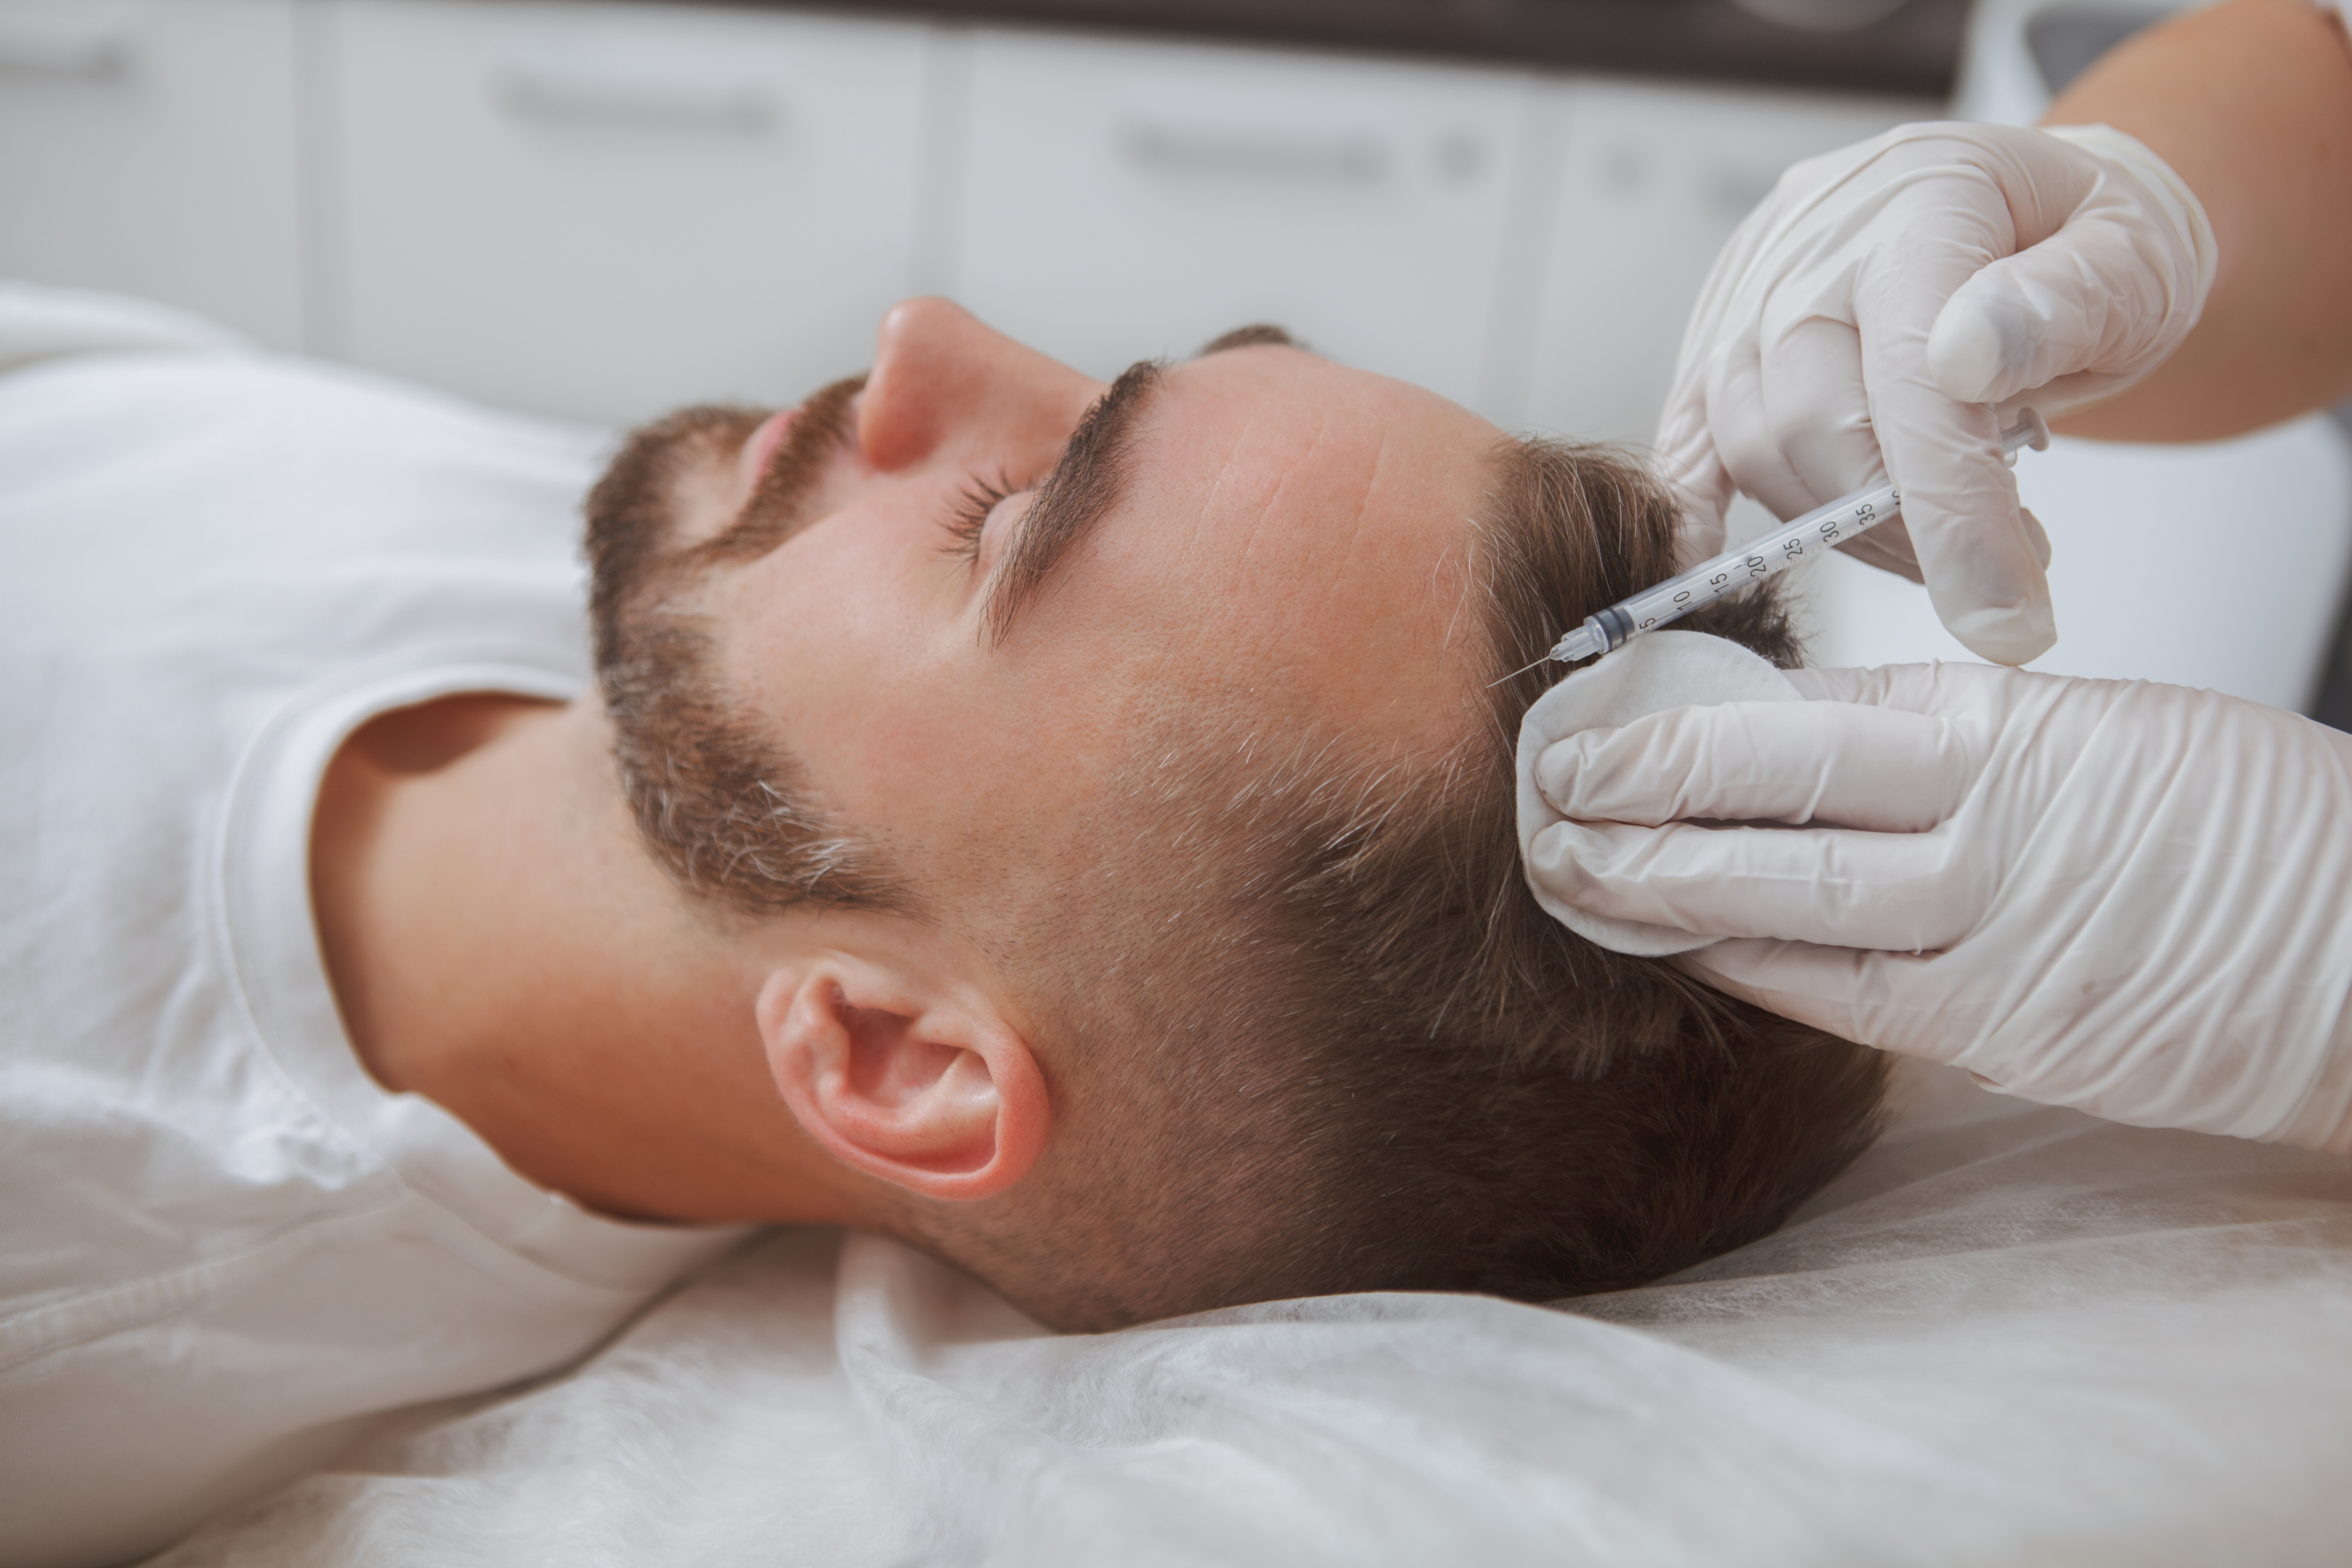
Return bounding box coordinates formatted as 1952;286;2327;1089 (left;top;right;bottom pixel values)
944;30;1530;413
1516;78;1927;444
0;0;301;347
1513;81;1926;673
324;0;930;425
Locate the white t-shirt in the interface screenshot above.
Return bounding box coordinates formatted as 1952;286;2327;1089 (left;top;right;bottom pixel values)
0;354;746;1568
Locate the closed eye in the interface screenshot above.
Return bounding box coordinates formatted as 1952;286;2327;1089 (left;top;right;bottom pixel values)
939;473;1017;566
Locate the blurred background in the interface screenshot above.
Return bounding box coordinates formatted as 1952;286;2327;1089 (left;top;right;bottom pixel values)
5;0;2349;718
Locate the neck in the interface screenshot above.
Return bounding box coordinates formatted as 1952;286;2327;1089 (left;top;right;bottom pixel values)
309;693;883;1228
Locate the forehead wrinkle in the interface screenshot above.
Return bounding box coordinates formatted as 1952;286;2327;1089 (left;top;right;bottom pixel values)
1228;411;1318;585
1184;401;1405;666
1287;409;1386;611
1180;383;1281;562
1254;404;1487;748
1244;404;1349;561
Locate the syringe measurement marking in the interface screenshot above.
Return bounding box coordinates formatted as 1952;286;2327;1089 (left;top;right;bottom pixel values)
1527;412;2040;675
1634;492;1892;629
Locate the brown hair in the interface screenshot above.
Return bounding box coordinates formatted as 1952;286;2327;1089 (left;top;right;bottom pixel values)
582;401;1886;1331
932;433;1887;1328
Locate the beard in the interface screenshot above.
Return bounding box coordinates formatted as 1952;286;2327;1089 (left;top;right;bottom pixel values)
580;377;908;919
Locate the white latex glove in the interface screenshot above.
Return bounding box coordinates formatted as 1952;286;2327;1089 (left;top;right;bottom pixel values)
1530;663;2352;1153
1657;121;2217;665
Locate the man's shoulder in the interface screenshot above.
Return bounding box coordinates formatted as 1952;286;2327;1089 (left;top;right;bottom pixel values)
1;352;605;735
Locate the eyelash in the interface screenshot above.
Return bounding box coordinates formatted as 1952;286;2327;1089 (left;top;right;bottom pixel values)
939;474;1014;565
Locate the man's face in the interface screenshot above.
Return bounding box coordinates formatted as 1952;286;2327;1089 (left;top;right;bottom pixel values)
641;299;1500;926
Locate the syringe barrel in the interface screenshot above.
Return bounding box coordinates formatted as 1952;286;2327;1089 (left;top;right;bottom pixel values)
1551;412;2043;664
1605;480;1903;642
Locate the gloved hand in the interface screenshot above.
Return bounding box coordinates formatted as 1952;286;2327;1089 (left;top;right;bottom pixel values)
1528;662;2352;1153
1657;121;2217;665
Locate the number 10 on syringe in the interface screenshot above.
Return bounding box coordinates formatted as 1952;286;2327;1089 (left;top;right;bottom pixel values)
1540;410;2051;668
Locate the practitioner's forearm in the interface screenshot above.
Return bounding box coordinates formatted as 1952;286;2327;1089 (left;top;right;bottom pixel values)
2043;0;2352;441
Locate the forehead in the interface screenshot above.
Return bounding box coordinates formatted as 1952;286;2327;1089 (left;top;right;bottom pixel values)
1024;346;1498;749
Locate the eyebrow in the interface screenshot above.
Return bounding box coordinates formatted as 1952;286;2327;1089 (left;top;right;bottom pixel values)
981;359;1163;645
979;326;1298;644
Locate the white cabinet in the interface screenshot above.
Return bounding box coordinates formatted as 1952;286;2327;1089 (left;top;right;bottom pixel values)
0;0;302;348
320;0;933;425
1512;79;1924;444
940;30;1532;414
1;0;1936;441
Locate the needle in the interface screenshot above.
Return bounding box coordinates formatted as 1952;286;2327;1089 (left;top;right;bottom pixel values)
1488;652;1555;689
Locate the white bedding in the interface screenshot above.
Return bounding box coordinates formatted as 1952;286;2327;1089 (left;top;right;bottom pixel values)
150;1059;2352;1567
10;279;2336;1567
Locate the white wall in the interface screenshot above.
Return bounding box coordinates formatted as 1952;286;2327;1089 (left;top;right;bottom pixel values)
0;0;1931;432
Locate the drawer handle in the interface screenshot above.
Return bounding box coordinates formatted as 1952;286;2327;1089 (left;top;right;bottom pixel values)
0;16;133;79
1119;121;1390;185
492;68;778;136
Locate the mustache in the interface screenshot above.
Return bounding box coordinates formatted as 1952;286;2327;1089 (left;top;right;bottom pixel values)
687;373;867;569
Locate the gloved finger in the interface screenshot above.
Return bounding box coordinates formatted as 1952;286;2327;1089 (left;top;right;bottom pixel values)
1781;663;1894;705
1525;817;1980;950
1833;517;1924;583
1537;698;1970;831
1731;309;1934;580
1702;324;1829;529
1760;314;1889;517
1673;939;1964;1061
1783;658;2025;714
1927;187;2204;412
1853;272;2056;665
2019;506;2051;569
1653;176;1782;565
1653;369;1736;565
1744;311;1930;581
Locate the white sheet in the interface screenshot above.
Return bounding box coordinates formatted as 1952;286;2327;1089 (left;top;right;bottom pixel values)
0;280;249;373
147;1059;2352;1567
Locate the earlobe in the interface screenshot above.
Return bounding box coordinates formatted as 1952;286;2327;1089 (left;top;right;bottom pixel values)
756;963;1047;1203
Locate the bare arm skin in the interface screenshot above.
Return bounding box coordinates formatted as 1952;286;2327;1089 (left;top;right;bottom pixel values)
2045;0;2352;441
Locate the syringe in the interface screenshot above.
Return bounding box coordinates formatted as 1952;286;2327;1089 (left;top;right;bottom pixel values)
1535;409;2051;669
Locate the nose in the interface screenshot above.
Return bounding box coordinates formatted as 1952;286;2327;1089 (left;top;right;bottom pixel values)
857;298;1106;475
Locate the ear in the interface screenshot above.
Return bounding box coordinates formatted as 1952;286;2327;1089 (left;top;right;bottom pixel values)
755;959;1048;1202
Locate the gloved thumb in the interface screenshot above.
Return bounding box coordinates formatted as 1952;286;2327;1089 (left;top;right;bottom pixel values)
1925;125;2216;414
1926;231;2190;414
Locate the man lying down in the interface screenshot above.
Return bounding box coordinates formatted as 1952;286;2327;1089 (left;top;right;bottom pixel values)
0;296;1885;1567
